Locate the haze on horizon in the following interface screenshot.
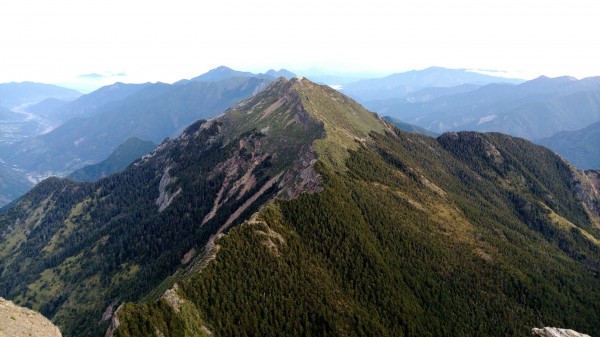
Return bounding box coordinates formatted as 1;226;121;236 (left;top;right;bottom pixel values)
2;0;600;91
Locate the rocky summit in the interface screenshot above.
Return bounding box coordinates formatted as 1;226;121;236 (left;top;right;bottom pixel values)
0;297;62;337
532;327;592;337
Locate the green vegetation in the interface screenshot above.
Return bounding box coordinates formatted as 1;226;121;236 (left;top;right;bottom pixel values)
1;78;599;337
115;128;600;337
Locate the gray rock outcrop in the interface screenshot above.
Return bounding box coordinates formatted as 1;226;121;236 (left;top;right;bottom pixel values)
532;327;592;337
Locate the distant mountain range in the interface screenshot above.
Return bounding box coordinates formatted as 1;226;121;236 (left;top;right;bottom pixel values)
189;66;274;82
0;67;297;205
369;75;600;140
68;137;156;182
25;82;153;123
176;66;296;85
398;83;483;103
342;66;522;101
382;116;440;137
265;68;296;79
0;82;80;109
0;76;271;174
538;121;600;169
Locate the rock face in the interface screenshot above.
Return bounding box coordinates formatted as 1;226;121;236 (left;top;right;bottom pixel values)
532;327;592;337
0;297;62;337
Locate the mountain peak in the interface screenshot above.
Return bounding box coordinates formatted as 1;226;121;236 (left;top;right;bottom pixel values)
526;75;578;85
190;66;274;82
224;76;389;170
265;68;296;79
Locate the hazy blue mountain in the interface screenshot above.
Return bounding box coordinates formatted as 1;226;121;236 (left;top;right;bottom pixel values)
538;121;600;169
0;82;80;109
0;106;20;121
24;98;67;117
383;116;440;137
370;76;600;139
461;90;600;138
0;76;271;174
0;164;32;207
68;137;156;182
0;105;54;145
2;78;600;337
190;66;274;82
342;66;523;101
400;83;482;103
265;68;296;79
29;82;153;123
298;68;384;87
366;83;483;115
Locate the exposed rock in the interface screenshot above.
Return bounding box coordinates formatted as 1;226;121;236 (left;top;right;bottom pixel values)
0;297;62;337
104;304;123;337
532;327;592;337
162;284;184;314
100;303;114;322
181;247;196;264
278;144;321;199
155;167;181;212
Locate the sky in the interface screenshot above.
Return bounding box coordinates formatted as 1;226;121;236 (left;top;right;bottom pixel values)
2;0;600;91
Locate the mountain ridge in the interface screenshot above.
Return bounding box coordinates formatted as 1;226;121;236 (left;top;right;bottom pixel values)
342;66;523;101
0;78;599;337
0;76;271;175
368;75;600;139
538;121;600;169
0;82;80;109
67;137;157;182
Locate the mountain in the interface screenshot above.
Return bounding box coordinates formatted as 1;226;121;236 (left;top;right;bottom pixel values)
24;98;68;118
0;163;33;207
67;137;157;182
189;66;274;82
0;82;80;109
342;66;522;102
1;78;599;337
265;68;296;79
0;106;21;120
27;82;153;123
370;76;600;139
0;297;62;337
180;66;295;86
538;121;600;169
401;83;482;103
383;116;439;137
0;76;271;175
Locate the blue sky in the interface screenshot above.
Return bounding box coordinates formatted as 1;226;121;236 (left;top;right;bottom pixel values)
2;0;600;91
